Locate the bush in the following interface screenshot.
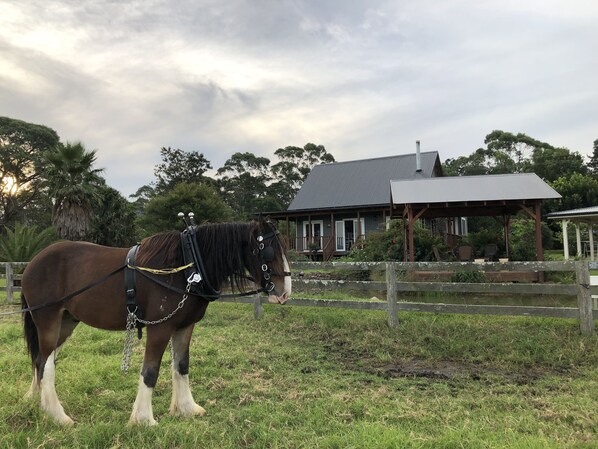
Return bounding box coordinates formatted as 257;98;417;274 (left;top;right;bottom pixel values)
509;219;554;261
0;223;58;262
347;220;443;262
451;270;486;283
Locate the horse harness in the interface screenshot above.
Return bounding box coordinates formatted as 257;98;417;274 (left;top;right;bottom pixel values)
6;226;289;325
122;225;290;333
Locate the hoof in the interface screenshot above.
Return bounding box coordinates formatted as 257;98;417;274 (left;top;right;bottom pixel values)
128;416;158;426
58;415;75;426
170;402;206;417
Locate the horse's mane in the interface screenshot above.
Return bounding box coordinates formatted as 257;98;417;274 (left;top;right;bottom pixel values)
136;222;258;293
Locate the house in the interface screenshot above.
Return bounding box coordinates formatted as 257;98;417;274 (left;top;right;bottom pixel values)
269;147;443;260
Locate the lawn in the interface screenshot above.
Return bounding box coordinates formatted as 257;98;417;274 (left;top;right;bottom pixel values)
1;301;598;448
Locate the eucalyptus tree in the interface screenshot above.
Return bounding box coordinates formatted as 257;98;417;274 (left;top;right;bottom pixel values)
270;143;335;208
217;152;278;219
154;147;212;194
44;141;104;240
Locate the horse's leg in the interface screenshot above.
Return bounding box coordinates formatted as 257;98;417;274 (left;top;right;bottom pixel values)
35;311;74;425
169;324;206;417
25;313;78;400
129;326;171;426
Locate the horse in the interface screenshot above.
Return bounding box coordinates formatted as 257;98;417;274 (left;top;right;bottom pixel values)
20;217;292;425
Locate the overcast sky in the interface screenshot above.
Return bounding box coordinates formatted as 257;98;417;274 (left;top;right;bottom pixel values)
1;0;597;197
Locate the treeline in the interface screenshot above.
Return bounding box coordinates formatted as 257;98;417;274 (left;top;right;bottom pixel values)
2;115;597;262
0;116;334;255
444;130;598;214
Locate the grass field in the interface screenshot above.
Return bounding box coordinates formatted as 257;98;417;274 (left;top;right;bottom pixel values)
1;301;598;448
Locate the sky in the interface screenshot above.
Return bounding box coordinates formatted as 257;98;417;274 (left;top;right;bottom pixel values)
1;0;597;197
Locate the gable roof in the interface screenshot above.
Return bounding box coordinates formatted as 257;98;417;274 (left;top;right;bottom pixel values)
288;151;440;212
390;173;561;206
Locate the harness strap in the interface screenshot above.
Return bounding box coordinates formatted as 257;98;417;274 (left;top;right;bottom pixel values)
124;245;144;339
133;266;266;299
1;265;126;316
181;226;220;298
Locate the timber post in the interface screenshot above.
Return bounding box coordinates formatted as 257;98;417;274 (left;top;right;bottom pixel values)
386;262;398;328
253;292;264;319
5;263;14;304
575;260;594;336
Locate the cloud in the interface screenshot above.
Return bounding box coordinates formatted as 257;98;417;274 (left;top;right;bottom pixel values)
0;0;597;196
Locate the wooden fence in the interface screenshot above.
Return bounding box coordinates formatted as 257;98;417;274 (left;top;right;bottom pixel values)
3;260;598;335
228;260;598;336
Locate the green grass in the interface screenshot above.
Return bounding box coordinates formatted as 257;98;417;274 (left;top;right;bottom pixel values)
1;302;598;448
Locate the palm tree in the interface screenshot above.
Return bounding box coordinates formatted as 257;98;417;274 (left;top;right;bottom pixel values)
44;141;104;240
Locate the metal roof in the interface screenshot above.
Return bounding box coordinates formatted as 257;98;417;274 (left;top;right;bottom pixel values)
390;173;561;205
546;206;598;220
288;151;440;211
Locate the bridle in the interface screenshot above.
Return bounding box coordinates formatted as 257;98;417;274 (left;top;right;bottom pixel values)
253;226;292;293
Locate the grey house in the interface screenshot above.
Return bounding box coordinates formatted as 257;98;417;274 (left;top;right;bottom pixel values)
269;150;443;260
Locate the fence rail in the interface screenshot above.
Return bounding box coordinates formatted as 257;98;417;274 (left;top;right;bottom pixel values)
3;260;598;335
222;260;598;335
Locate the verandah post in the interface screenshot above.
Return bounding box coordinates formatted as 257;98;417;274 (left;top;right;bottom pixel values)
386;262;398;328
576;260;594;336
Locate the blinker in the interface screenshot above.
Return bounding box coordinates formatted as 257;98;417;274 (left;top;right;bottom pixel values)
263;246;275;262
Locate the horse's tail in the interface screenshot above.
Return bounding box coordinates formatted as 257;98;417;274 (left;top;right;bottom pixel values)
22;294;39;368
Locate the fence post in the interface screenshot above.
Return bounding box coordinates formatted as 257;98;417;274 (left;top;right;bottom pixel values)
253;292;264;319
5;263;14;304
386;262;398;328
576;261;594;336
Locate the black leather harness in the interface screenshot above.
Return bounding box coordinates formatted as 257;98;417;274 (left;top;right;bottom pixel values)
180;225;220;298
124;245;144;338
122;225;290;337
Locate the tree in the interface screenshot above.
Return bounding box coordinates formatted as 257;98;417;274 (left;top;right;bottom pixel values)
528;145;587;183
270;143;335;207
137;182;233;236
443;149;492;176
44;141;104;240
217;152;281;219
548;173;598;212
0;117;59;229
444;130;588;182
588;139;598;177
154;147;212;194
89;185;137;246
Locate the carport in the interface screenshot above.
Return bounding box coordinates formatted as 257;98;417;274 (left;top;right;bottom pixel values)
546;206;598;261
390;173;561;262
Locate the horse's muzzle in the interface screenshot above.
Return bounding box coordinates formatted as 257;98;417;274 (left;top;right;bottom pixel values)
268;292;289;305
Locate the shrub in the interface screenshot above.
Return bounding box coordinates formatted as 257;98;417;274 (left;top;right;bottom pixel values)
509;219;554;261
347;220;442;262
451;270;486;283
0;223;58;262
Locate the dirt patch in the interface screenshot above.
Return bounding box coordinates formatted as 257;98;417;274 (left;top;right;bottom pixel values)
372;358;552;385
321;339;569;386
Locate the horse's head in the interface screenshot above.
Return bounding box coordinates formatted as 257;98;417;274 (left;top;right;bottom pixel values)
248;218;292;304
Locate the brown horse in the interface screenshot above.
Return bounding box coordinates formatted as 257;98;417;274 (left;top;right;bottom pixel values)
20;218;291;425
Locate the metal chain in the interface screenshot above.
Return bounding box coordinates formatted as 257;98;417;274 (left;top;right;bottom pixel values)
121;311;137;373
120;284;191;373
135;283;191;326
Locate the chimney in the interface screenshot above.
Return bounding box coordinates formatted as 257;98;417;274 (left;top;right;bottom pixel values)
415;140;422;172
